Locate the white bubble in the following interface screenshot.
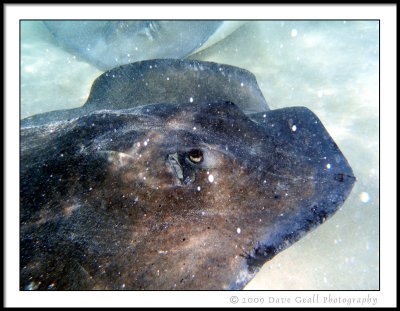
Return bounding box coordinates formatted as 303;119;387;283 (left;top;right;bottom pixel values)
326;163;331;169
359;192;370;203
291;125;297;132
208;175;214;183
24;65;34;73
370;168;376;175
189;97;193;103
236;228;241;234
291;29;298;37
197;186;201;191
193;126;197;130
240;82;244;87
144;141;148;146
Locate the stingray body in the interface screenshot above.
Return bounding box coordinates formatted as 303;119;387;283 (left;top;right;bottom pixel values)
20;59;355;290
44;21;224;70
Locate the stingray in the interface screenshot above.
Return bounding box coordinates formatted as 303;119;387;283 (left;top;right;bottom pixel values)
20;59;355;290
22;59;269;127
44;21;225;70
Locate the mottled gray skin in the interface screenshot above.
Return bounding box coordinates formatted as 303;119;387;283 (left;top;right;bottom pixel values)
22;59;269;128
44;21;223;70
20;60;355;290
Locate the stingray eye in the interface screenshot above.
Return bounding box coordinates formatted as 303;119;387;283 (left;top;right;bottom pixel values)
188;149;203;164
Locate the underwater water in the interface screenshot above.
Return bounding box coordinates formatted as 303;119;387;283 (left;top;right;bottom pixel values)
20;20;379;290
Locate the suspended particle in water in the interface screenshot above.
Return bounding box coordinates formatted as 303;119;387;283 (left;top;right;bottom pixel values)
359;192;370;203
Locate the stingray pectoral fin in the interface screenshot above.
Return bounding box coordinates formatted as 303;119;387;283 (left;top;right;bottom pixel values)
84;59;269;114
21;59;269;127
20;107;86;128
238;107;356;281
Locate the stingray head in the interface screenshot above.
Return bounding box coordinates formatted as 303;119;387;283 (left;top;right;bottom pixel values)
78;101;355;290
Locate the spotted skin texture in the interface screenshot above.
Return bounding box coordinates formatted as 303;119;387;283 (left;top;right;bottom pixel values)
20;100;355;290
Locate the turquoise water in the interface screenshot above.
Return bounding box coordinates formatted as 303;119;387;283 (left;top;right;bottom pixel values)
20;20;379;290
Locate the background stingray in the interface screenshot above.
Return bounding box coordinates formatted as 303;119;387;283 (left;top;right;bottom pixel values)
20;59;355;290
44;21;243;70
